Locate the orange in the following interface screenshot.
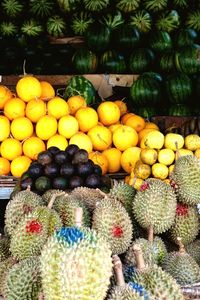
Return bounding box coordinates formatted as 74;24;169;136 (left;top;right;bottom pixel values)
138;128;157;144
102;148;122;173
1;138;22;161
124;114;145;132
114;100;128;116
10;155;32;178
25;98;46;123
22;137;46;160
121;112;135;124
67;95;87;115
0;116;10;142
16;76;42;102
75;107;98;132
4;97;26;120
36;115;57;140
11;117;34;141
87;125;112;151
47;134;68;151
120;146;141;173
0;85;12;109
97;101;121;126
58;115;79;139
109;124;123;133
69;132;93;153
47;96;70;119
89;151;108;175
144;121;159;130
0;157;11;176
112;125;138;151
40;81;55;101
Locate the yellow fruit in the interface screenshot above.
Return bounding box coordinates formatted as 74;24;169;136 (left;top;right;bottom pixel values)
87;125;112;151
144;121;159;130
10;155;32;178
109;124;123;133
164;179;170;185
140;131;165;149
1;138;22;161
184;134;200;151
114;100;127;116
128;177;144;190
124;175;130;184
75;107;98;132
97;101;121;126
22;137;46;160
16;76;42;102
0;157;11;176
175;148;193;160
102;148;122;173
121;112;135;124
140;148;158;165
11;117;33;141
158;148;175;166
89;151;108;175
0;85;12;109
4;97;26;120
25;99;46;123
152;163;169;180
120;146;141;173
47;134;68;151
0;116;10;142
36;115;57;140
164;133;184;151
47;96;70;119
194;148;200;158
138;128;157;144
168;164;175;176
40;81;55;101
113;125;138;151
69;132;93;153
124;114;145;133
58;115;79;139
67;95;87;115
134;160;151;179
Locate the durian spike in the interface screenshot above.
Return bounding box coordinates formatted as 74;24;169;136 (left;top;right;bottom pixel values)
74;207;83;228
112;255;125;286
175;141;181;160
95;188;107;197
177;237;186;254
133;244;146;271
147;225;154;243
47;192;66;209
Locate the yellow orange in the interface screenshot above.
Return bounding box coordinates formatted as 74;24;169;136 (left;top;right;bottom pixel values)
40;81;55;101
16;76;42;102
114;100;128;116
69;132;93;153
121;112;135;124
144;121;159;130
25;99;46;123
1;138;22;161
10;155;32;178
138;128;158;144
0;85;12;109
4;97;26;120
194;148;200;158
11;117;34;141
0;116;10;142
36;115;57;140
47;96;70;119
124;114;145;132
58;115;79;139
67;95;87;115
87;125;112;151
89;151;108;175
22;137;46;160
140;148;158;165
102;148;122;173
120;146;141;173
0;157;11;176
140;131;165;149
75;107;98;132
97;101;121;126
47;134;68;151
109;124;123;133
112;125;138;151
152;163;169;180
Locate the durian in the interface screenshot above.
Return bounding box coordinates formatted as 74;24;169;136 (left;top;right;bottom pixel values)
3;257;42;300
5;189;43;236
162;237;200;285
169;203;199;245
186;239;200;265
133;179;177;234
170;155;200;205
0;234;10;262
92;196;133;254
42;189;64;204
0;257;16;296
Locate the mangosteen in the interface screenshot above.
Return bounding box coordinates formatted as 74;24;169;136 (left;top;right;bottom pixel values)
76;161;94;177
69;175;84;189
20;177;34;190
44;162;60;178
93;164;102;176
72;149;88;164
35;176;52;193
100;175;112;189
37;150;53;165
52;177;68;190
85;174;101;188
60;162;75;177
65;144;79;158
54;150;69;165
28;162;44;178
47;146;60;156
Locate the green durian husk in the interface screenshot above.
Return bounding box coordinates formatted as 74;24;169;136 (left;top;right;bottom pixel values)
0;236;10;262
42;189;64;204
0;257;16;296
186;239;200;265
107;284;147;300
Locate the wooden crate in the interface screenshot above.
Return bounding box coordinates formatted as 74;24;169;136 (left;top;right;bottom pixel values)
0;176;18;200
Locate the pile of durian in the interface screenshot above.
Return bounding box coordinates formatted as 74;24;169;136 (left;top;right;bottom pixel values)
0;154;200;300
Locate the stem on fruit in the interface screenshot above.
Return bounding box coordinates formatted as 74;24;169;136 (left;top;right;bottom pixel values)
177;237;186;254
74;207;83;227
47;192;65;209
133;244;146;271
113;255;125;286
148;225;154;243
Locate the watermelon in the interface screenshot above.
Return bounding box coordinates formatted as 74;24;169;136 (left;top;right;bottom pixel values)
64;75;96;105
168;104;192;116
85;23;111;53
175;44;200;74
175;28;198;49
136;106;157;119
149;30;172;52
158;50;176;73
72;48;98;74
100;50;126;73
112;24;140;52
129;48;155;73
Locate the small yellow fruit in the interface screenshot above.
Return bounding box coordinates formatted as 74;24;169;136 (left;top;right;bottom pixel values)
114;100;127;116
113;125;138;151
87;125;112;151
0;157;11;176
67;96;87;115
89;151;108;175
69;132;93;153
152;163;169;180
16;76;42;102
184;134;200;151
97;101;121;126
58;115;79;139
4;97;26;120
194;148;200;158
134;160;151;179
0;85;12;109
11;117;34;141
1;138;22;161
175;148;193;160
47;134;68;151
124;114;145;133
11;155;32;178
124;175;130;184
102;148;122;173
128;177;144;190
22;137;46;160
158;148;175;166
108;124;123;133
164;133;184;151
36;115;57;140
25;99;46;123
138;128;157;144
0;116;10;142
75;107;98;132
141;131;165;149
40;81;55;101
144;121;159;130
120;147;141;173
140;148;158;165
47;96;70;119
168;164;175;176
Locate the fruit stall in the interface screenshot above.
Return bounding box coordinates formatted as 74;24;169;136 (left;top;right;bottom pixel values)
0;0;200;299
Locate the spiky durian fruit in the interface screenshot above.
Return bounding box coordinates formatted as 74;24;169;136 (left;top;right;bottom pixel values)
29;0;54;17
143;0;168;12
186;11;200;31
5;189;43;236
3;257;42;300
0;235;10;262
40;226;112;300
83;0;109;11
186;239;200;265
71;12;94;35
133;179;177;234
109;181;136;215
169;203;199;245
46;15;67;37
92;197;133;254
116;0;140;13
42;189;64;204
156;10;180;32
129;10;152;33
163;238;200;285
170;155;200;205
108;284;146;300
0;22;18;37
70;187;105;210
0;257;16;296
1;0;23;17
